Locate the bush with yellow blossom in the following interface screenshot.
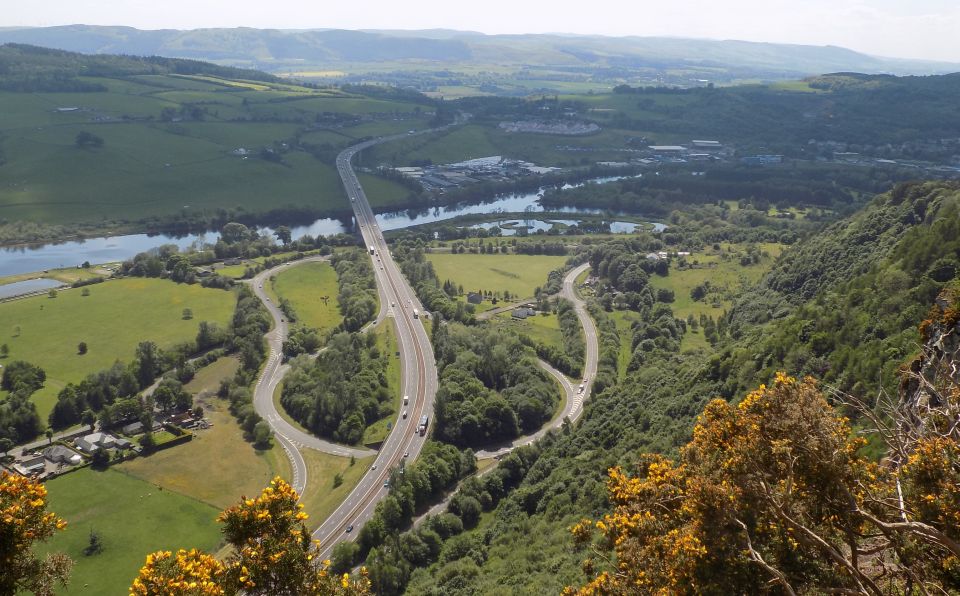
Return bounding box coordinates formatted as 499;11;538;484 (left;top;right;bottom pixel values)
566;373;960;595
0;470;72;596
131;477;371;595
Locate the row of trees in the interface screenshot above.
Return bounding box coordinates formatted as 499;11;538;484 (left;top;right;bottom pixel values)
331;250;378;332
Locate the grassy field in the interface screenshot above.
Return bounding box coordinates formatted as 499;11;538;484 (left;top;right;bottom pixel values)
0;266;111;287
362;320;403;446
269;260;342;332
608;309;641;378
426;253;568;299
299;450;374;531
39;468;223;595
356;173;416;209
118;392;285;510
0;73;427;229
488;311;563;352
183;356;240;396
0;278;235;419
648;242;783;350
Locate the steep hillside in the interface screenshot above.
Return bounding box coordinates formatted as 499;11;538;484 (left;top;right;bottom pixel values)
395;181;960;594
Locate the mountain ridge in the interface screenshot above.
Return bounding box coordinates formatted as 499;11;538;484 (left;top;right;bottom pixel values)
0;25;956;78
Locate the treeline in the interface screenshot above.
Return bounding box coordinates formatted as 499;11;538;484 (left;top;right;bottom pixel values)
358;441;545;595
392;238;474;324
280;332;391;445
431;324;558;447
332;441;476;585
331;249;378;332
0;362;45;444
555;299;584;377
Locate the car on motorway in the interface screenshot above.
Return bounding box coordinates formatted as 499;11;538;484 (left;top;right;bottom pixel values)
371;464;377;470
403;451;409;458
346;524;354;533
383;480;389;488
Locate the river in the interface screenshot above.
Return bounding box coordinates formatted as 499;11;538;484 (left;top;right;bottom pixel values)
0;176;661;278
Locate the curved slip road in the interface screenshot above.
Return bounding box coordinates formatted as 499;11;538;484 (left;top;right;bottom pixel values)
474;263;599;458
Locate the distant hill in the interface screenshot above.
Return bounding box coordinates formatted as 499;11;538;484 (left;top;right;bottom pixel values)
0;25;956;82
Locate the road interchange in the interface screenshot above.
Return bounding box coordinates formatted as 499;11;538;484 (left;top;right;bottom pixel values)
249;130;600;559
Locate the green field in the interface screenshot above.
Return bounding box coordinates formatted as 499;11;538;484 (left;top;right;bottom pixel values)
426;253;568;299
269;260;342;333
118;392;285;510
648;243;783;350
488;311;563;351
39;468;222;595
0;278;235;419
0;73;428;230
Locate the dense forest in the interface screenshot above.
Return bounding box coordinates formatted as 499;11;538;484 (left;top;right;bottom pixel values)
431;324;558;447
281;332;391;445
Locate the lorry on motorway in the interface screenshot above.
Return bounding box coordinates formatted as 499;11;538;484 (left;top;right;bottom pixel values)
413;308;419;319
418;415;429;436
403;395;409;406
369;246;375;255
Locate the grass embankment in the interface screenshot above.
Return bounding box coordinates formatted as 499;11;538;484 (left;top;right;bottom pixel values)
0;278;235;419
425;253;568;309
268;260;342;332
299;450;375;531
40;468;222;595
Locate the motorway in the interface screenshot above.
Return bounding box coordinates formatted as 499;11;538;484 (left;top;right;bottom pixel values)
249;128;596;559
309;134;440;559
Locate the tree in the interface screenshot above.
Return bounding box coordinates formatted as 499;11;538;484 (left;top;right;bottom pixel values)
47;289;57;299
252;421;272;450
83;529;103;556
74;131;104;148
81;409;96;431
134;342;161;388
131;478;372;595
275;225;292;246
0;343;8;358
181;308;193;321
332;473;344;489
0;437;12;458
81;288;90;297
0;471;72;595
45;429;54;445
220;222;252;244
77;342;87;355
90;448;109;469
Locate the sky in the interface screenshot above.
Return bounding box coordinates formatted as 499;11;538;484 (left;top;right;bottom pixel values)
6;0;960;62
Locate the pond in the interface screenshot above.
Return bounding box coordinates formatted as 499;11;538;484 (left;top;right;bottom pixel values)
0;278;64;299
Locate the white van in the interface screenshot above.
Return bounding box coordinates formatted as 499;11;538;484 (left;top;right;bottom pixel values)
403;395;409;406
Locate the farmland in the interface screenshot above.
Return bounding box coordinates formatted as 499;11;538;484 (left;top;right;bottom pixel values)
269;260;342;333
0;278;235;419
0;62;432;237
39;468;223;595
426;252;568;300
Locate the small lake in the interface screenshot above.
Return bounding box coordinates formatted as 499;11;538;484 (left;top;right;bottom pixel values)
0;278;64;299
468;219;642;236
0;175;662;278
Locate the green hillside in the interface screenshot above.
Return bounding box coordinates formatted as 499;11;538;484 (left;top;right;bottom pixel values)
0;44;432;242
